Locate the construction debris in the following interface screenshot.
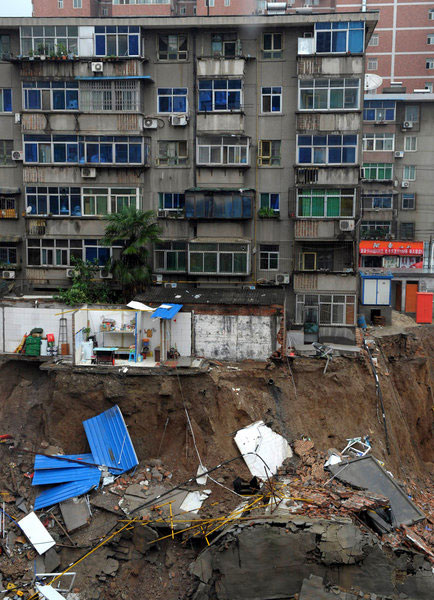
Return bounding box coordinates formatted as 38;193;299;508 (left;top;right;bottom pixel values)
17;511;56;555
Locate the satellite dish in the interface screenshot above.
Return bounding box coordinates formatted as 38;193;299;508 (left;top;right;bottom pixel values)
365;74;383;91
26;206;33;214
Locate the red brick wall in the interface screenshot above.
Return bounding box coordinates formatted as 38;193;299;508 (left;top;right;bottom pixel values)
196;0;256;17
111;3;173;16
33;0;100;17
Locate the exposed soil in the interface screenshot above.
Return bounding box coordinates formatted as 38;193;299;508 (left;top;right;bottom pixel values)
0;325;432;599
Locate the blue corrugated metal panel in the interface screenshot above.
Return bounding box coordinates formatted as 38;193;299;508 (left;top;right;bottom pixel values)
151;303;183;320
83;405;138;475
32;466;100;486
34;471;101;510
34;454;94;471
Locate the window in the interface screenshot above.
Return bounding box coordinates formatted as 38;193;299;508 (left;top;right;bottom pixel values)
363;100;395;122
262;32;282;59
155;241;187;272
27;239;84;267
84;240;111;266
426;58;434;69
403;165;416;181
297;189;355;218
425;82;433;92
180;7;186;15
405;105;419;123
158;34;187;61
159;193;185;212
428;34;434;45
0;196;16;218
258;140;281;166
80;80;139;112
73;0;82;7
0;245;17;265
260;245;279;270
404;136;417;152
24;135;145;165
430;9;434;20
102;7;108;15
400;222;415;240
360;221;392;237
0;89;12;113
26;186;81;216
0;35;10;57
362;133;394;151
261;87;282;113
206;0;215;6
224;0;230;6
369;34;379;47
260;193;280;213
362;163;393;181
158;141;188;166
198;79;242;112
197;136;249;166
23;81;79;112
402;193;415;210
315;21;364;54
367;58;378;71
0;141;13;166
296;294;356;326
363;194;392;209
157;88;188;113
299;78;360;111
57;0;63;6
211;33;238;58
297;134;357;165
20;25;78;56
95;26;140;57
83;188;138;215
185;193;252;219
189;242;249;275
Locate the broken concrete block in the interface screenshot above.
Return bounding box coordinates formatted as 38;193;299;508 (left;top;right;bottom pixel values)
132;524;158;554
102;558;119;576
151;467;163;482
60;497;91;533
43;548;60;572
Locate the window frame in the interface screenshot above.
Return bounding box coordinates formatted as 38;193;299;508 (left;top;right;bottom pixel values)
362;163;393;181
157;140;188;166
154;240;187;273
297;134;357;166
360;221;392;236
188;242;249;275
298;78;360;111
402;193;415;210
404;136;417;152
211;32;239;59
403;165;416;181
262;32;282;60
367;58;378;71
198;79;242;112
258;140;281;166
0;245;17;265
297;188;355;218
158;34;188;61
362;133;395;152
158;193;185;213
259;244;279;271
20;25;78;56
73;0;82;8
399;222;415;240
404;105;420;123
314;21;365;55
22;81;79;111
27;238;84;267
261;86;282;114
157;87;188;114
94;25;140;58
296;293;356;326
0;89;12;113
80;80;139;112
260;193;280;214
369;33;379;47
363;100;396;122
0;140;13;166
196;136;249;167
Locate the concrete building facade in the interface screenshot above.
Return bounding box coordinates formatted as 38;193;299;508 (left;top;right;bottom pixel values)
0;12;377;342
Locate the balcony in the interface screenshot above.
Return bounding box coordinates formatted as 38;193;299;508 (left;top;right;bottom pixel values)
295;167;360;186
196;136;250;168
294;220;344;240
197;58;245;78
296;113;361;133
185;191;253;220
294;242;355;274
196;113;245;134
297;56;363;76
293;272;357;293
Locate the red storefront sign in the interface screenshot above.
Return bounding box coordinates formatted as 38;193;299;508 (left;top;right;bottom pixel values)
359;241;424;256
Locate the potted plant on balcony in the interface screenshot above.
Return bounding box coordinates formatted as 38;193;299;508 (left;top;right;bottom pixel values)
258;207;279;219
37;44;46;60
57;43;68;60
28;50;34;61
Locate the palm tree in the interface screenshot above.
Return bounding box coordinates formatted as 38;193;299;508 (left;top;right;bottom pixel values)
102;207;161;299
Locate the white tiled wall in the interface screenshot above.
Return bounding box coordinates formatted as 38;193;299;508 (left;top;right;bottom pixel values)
172;312;192;356
2;307;74;353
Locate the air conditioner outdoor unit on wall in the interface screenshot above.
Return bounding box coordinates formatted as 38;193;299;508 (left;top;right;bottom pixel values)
144;118;158;129
339;219;355;232
91;62;104;73
81;167;96;178
66;268;75;278
100;268;113;279
169;115;188;127
402;181;410;188
394;151;404;158
11;150;24;161
275;273;290;285
402;121;413;129
2;271;15;279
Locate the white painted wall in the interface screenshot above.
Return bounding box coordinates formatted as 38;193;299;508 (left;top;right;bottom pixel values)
193;314;276;361
1;307;73;353
171;312;191;356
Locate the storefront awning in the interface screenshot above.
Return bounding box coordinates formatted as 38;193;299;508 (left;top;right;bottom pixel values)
359;241;423;256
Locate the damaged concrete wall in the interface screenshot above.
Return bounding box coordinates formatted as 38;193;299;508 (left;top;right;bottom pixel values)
191;519;434;600
193;314;276;361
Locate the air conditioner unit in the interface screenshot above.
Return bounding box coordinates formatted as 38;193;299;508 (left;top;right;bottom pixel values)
401;181;410;188
100;268;113;279
144;118;158;129
169;115;188;127
402;121;413;129
2;270;15;279
66;268;75;278
11;150;24;161
164;282;177;289
153;274;163;285
339;219;355;232
394;151;404;158
275;273;290;285
91;62;104;73
81;167;96;178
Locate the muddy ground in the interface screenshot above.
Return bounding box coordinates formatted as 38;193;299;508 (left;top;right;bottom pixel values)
0;326;432;599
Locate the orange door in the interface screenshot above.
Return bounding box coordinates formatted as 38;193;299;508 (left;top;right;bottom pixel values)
405;282;418;313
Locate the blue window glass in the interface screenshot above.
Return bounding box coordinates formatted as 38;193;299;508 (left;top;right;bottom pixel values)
348;29;364;53
59;196;69;215
67;144;78;163
25;143;38;163
298;136;312;145
66;90;78;109
299;148;311;163
215;91;227;110
316;32;331;53
95;35;106;56
185;198;194;218
228;92;240;109
329;147;342;163
3;89;12;112
49;195;59;215
173;95;186;112
71;195;81;216
86;247;97;262
27;195;37;214
54;144;66;163
128;34;139;56
271;95;280;112
129;144;141;163
270;194;279;210
343;135;357;145
332;31;346;52
100;144;113;163
38;195;47;214
95;26;105;34
98;248;110;266
129;26;140;33
27;89;41;110
228;80;242;89
87;144;99;163
199;91;212;111
52;90;65;110
342;147;356;163
242;196;252;218
79;142;85;163
115;144;128;163
159;96;171;112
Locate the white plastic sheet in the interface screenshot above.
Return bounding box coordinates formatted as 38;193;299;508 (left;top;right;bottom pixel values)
179;490;211;514
18;512;55;555
234;420;292;480
36;585;66;600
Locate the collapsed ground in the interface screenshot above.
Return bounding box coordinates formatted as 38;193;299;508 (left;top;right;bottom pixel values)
0;325;432;599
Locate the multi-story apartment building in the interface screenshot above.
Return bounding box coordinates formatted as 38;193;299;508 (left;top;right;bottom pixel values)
32;1;173;18
0;12;377;342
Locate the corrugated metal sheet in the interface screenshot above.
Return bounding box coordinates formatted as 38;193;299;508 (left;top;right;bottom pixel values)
136;287;285;307
117;114;139;131
151;304;183;320
34;471;101;510
22;114;47;131
293;273;319;291
83;405;138;475
295;220;319;239
298;57;322;76
34;453;95;471
33;466;100;486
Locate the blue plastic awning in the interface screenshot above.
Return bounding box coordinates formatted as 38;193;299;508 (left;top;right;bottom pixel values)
34;471;101;510
33;453;95;471
75;76;153;81
33;466;100;486
151;303;183;320
83;405;138;474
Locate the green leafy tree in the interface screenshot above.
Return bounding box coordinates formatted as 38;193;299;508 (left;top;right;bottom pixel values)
56;258;115;306
101;207;161;300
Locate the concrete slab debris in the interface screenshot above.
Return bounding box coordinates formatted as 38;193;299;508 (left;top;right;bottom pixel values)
59;497;91;533
234;420;292;479
18;511;56;555
179;490;211;514
36;584;66;600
